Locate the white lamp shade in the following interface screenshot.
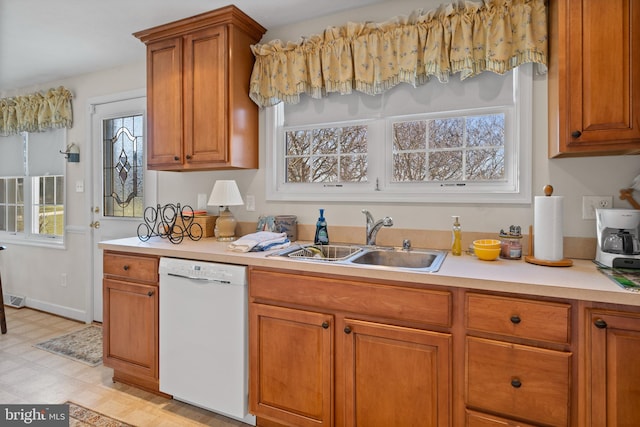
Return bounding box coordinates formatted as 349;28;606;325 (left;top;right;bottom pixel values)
207;180;244;206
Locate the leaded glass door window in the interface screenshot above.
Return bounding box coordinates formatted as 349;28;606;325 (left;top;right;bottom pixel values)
103;115;144;217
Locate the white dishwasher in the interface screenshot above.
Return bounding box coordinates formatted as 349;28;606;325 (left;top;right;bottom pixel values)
159;257;255;425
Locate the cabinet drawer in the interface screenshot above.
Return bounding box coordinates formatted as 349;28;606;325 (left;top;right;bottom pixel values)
466;409;538;427
104;252;159;283
466;293;571;344
466;337;571;426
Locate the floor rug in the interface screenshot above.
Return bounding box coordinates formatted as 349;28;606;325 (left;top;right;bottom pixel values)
66;401;134;427
35;325;102;366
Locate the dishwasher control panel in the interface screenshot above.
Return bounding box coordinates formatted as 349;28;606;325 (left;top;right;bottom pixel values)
159;258;247;285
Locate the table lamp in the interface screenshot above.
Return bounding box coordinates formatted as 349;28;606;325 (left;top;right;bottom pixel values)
207;180;244;241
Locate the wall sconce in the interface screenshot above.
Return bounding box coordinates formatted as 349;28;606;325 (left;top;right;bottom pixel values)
60;143;80;162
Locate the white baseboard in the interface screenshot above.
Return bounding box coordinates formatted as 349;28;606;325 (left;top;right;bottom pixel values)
24;298;89;323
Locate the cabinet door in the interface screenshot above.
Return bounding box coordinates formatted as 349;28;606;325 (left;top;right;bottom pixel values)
549;0;640;156
146;37;183;168
103;278;158;380
586;309;640;426
183;26;228;167
250;303;333;427
342;318;451;427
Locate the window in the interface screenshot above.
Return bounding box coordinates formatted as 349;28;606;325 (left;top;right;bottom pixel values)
266;65;532;204
0;129;66;244
102;114;144;218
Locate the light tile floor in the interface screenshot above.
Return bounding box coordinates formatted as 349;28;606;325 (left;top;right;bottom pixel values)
0;307;250;426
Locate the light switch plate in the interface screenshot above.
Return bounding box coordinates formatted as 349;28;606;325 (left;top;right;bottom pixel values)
246;195;255;211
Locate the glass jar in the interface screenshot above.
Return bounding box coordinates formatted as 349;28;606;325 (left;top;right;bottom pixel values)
499;225;523;260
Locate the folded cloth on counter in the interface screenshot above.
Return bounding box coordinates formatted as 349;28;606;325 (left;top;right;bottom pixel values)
228;231;290;253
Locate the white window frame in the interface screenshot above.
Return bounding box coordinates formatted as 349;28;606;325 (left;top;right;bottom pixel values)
266;64;533;204
0;130;67;247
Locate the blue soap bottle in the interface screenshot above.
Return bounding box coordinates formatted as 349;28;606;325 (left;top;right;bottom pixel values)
314;209;329;245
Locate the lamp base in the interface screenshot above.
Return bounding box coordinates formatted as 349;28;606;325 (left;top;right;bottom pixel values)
214;207;238;241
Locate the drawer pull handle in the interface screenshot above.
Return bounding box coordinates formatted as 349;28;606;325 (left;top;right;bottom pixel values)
123;265;130;271
571;130;582;138
511;378;522;388
147;291;154;297
594;318;608;329
321;322;329;329
510;315;521;324
344;326;352;334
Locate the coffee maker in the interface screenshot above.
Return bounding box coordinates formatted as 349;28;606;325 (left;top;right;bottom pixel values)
595;209;640;268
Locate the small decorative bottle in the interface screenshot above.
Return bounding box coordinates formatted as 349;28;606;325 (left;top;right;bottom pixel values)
451;216;462;256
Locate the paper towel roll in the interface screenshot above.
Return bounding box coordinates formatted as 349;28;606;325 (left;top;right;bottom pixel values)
534;196;564;261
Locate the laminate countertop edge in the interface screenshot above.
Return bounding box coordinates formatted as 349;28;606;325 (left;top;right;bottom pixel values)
99;236;640;306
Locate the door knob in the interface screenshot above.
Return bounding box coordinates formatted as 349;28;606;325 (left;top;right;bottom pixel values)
89;221;101;229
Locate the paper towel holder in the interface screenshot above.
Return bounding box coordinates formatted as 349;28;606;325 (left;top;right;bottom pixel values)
524;185;573;267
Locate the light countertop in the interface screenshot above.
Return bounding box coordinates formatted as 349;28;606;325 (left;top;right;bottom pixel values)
99;236;640;306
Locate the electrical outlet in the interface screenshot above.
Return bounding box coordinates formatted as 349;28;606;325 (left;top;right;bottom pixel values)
60;273;67;287
246;194;255;212
582;196;613;219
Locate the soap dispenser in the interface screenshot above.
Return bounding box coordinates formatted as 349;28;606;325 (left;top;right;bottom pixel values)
314;209;329;245
451;216;462;256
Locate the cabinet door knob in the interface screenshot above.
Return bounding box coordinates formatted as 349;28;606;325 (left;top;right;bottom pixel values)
344;326;352;334
511;378;522;388
321;321;329;329
571;130;582;138
147;291;154;297
123;265;129;271
186;154;192;160
510;315;521;324
594;318;608;329
174;156;180;161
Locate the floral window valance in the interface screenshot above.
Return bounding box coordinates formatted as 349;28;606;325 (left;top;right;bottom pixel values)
249;0;547;107
0;86;73;136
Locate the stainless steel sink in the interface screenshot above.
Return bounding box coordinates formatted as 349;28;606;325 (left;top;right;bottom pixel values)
270;244;446;273
349;249;444;270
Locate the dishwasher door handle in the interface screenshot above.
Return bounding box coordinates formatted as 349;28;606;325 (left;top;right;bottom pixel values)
166;272;231;284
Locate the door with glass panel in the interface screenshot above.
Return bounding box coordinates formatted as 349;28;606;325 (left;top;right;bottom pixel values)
91;95;156;322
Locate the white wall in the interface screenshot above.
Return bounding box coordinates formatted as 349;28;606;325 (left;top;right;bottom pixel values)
1;0;638;320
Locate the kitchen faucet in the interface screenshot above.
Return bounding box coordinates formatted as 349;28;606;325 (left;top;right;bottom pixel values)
362;209;393;246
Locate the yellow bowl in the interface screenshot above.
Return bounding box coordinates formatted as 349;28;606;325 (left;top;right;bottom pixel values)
474;246;501;261
473;239;501;250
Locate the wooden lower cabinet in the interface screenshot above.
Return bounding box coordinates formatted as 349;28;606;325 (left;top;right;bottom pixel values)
249;267;452;427
342;318;451;427
103;251;161;394
585;308;640;426
249;303;333;427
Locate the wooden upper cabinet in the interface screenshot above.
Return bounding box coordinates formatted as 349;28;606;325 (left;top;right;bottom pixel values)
548;0;640;157
134;6;266;170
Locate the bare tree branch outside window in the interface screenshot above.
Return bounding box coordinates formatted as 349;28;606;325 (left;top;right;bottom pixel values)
285;125;368;183
393;113;505;183
285;114;504;186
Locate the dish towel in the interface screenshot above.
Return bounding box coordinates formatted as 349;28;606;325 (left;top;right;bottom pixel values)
228;231;290;253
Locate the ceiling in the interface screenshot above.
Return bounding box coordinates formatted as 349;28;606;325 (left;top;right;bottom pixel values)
0;0;386;93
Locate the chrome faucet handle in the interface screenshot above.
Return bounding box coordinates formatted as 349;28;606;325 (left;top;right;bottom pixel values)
402;239;411;250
